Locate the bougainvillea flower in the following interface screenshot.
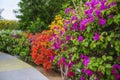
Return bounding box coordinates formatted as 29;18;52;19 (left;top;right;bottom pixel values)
95;78;99;80
95;10;101;18
53;43;60;50
50;56;55;61
67;71;76;77
78;36;84;42
80;76;85;80
85;1;90;7
66;35;71;41
64;7;71;14
91;0;99;8
85;9;93;17
98;18;106;25
71;15;78;21
107;2;116;8
71;22;78;30
85;69;94;76
98;71;103;77
65;20;69;25
93;33;100;41
108;15;114;18
88;17;95;23
80;54;90;66
83;58;90;66
79;23;86;31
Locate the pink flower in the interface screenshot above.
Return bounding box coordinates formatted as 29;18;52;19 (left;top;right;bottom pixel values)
93;33;100;41
78;36;84;42
64;7;71;14
67;71;76;77
98;18;106;25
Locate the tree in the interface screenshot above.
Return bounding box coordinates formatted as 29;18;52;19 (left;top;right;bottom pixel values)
15;0;72;32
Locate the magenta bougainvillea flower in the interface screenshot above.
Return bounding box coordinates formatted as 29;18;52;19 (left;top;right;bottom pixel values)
112;64;120;80
67;71;76;77
50;56;55;61
71;15;78;21
98;18;106;25
66;35;71;41
80;76;85;80
85;9;94;17
82;68;94;76
83;58;90;66
53;43;60;50
80;54;90;66
64;7;71;14
71;22;78;30
95;9;101;18
93;33;100;41
78;36;84;42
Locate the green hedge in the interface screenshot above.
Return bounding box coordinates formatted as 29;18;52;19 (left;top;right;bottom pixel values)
0;30;31;62
0;20;19;30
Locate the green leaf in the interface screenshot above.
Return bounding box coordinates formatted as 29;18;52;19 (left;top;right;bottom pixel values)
105;64;112;68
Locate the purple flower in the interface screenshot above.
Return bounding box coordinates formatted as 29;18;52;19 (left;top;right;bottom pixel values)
71;15;78;21
93;33;100;41
71;22;78;30
100;4;107;10
108;15;114;18
67;71;76;77
50;56;55;61
83;58;90;66
98;18;106;25
64;26;67;31
95;10;101;18
78;36;84;42
80;54;90;66
85;9;94;17
53;43;60;50
107;2;117;8
64;7;71;14
96;78;99;80
85;1;90;7
91;0;99;8
79;24;86;31
113;64;120;69
115;74;120;80
80;76;85;80
88;17;95;23
85;69;94;76
66;35;71;41
60;31;64;36
65;20;69;25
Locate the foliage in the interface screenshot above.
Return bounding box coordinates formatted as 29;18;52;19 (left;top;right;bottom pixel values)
52;0;120;80
15;0;72;32
0;20;19;30
0;30;31;62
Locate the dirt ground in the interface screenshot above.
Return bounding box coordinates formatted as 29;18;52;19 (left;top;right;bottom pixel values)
35;66;62;80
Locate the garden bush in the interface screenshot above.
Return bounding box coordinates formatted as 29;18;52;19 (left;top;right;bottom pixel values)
51;0;120;80
0;20;19;30
0;30;31;62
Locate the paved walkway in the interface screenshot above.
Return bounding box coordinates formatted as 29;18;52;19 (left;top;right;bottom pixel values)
0;52;49;80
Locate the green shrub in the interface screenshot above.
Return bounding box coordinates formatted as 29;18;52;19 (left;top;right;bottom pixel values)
0;20;19;30
0;30;31;62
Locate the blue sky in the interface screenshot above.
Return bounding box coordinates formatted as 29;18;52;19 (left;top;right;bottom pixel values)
0;0;21;20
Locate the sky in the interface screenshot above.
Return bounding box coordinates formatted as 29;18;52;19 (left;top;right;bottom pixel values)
0;0;21;20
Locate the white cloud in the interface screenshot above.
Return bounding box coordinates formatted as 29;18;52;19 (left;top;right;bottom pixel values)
0;0;21;20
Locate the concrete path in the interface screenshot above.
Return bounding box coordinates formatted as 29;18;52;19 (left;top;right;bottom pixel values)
0;52;49;80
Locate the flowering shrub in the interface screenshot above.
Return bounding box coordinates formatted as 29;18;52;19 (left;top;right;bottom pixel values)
52;0;120;80
30;31;55;70
0;30;31;61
